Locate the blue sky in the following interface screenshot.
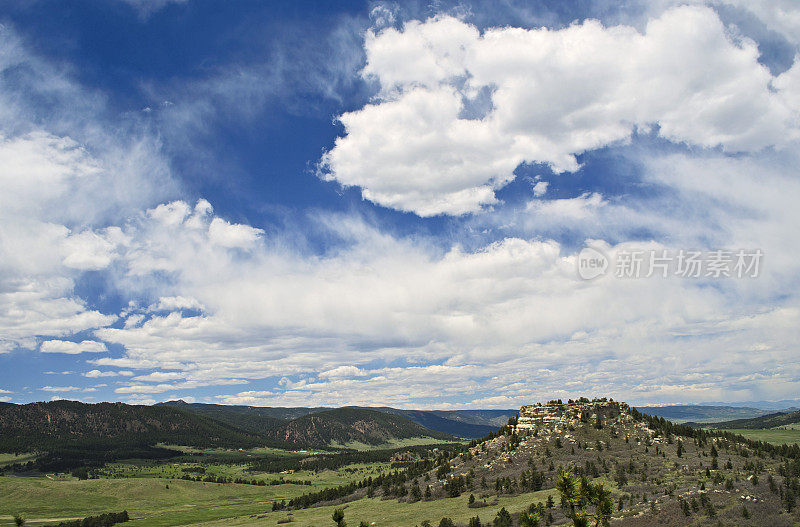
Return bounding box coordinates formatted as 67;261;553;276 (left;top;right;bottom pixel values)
1;0;799;408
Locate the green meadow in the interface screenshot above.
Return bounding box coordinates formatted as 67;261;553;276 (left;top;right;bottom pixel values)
0;457;392;526
721;427;800;445
193;489;559;527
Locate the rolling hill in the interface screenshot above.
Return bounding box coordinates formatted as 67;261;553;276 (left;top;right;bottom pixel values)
635;404;771;423
159;401;510;439
264;407;457;447
158;400;293;434
376;408;516;438
0;400;265;452
372;409;497;439
699;409;800;429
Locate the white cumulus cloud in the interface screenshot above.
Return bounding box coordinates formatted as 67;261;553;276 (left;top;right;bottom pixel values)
321;6;800;216
40;340;108;354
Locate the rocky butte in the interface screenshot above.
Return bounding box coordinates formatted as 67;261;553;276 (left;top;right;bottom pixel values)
516;398;630;433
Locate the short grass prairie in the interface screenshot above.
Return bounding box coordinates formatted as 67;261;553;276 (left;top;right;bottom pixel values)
719;427;800;445
0;459;389;526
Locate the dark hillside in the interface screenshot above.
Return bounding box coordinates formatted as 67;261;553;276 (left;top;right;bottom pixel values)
703;410;800;430
158;400;290;434
373;409;495;438
636;404;770;423
158;399;327;421
375;408;512;437
156;401;510;438
0;400;264;452
265;407;456;447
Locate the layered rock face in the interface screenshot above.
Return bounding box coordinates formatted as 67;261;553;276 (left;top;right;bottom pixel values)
516;399;630;432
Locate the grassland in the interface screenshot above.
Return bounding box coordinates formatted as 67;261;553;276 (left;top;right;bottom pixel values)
0;453;37;467
328;437;466;451
720;427;800;445
156;445;326;456
0;457;389;527
772;422;800;430
0;477;565;527
0;475;280;526
95;459;390;487
193;487;562;527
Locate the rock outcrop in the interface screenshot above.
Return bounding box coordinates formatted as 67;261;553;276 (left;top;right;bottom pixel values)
516;399;629;432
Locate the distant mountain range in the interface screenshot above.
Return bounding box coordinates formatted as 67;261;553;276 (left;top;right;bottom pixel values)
0;400;470;458
634;404;783;423
158;401;515;439
696;399;800;411
373;408;512;438
689;409;800;430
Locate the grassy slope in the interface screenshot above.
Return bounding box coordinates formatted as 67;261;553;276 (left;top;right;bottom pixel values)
635;405;769;424
0;476;278;526
704;410;800;430
191;487;568;527
371;408;507;438
0;477;565;527
158;403;288;434
158;401;325;422
267;408;455;447
328;437;464;451
719;428;800;445
0;462;385;527
0;453;37;466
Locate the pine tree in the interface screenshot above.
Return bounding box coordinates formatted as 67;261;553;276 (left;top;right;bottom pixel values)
493;507;512;527
332;508;346;527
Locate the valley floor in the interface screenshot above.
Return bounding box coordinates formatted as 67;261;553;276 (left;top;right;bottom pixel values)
716;428;800;445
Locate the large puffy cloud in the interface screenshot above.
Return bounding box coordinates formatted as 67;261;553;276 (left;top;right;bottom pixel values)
88;190;800;406
321;6;800;216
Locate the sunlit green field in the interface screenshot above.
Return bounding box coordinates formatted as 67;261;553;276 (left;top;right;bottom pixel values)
0;453;38;466
0;447;396;527
0;475;558;527
772;423;800;430
0;475;285;526
722;428;800;445
95;459;390;487
329;437;466;451
157;444;328;457
191;488;559;527
0;462;384;527
194;478;616;527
